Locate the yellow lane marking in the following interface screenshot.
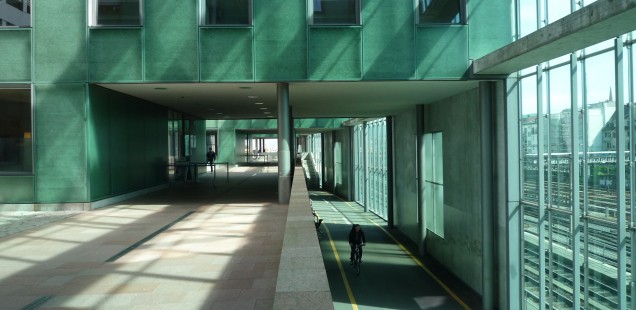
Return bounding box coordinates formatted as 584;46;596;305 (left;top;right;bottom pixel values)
323;220;359;310
340;200;471;310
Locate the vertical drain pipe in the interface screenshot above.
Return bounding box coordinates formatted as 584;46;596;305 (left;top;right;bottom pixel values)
480;81;494;309
278;82;291;204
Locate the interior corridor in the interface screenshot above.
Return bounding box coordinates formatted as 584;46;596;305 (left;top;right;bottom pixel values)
1;166;480;309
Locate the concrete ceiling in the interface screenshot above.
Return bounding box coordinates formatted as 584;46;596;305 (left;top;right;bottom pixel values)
99;80;479;120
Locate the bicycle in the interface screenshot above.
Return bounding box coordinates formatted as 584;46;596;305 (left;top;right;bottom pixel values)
351;243;364;275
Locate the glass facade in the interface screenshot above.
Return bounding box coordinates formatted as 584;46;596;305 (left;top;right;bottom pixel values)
0;0;30;27
0;87;32;174
516;2;635;308
352;119;388;220
202;0;250;26
311;0;359;25
93;0;141;26
418;0;463;24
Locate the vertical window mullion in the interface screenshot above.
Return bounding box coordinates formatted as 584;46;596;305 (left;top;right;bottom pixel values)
570;52;582;310
614;36;628;310
536;63;547;310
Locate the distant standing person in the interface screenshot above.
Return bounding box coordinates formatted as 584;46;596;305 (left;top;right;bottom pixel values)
207;148;216;171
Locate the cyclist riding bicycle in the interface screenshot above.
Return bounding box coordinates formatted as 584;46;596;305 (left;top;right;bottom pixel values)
348;224;366;265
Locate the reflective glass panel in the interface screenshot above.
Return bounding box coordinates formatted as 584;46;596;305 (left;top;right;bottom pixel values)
419;0;462;24
204;0;250;25
313;0;358;25
96;0;141;26
0;0;30;27
0;88;32;174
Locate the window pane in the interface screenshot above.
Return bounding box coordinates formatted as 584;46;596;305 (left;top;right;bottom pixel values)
419;0;462;24
313;0;358;25
546;0;570;24
204;0;249;25
548;65;572;210
0;0;31;27
547;212;574;307
0;88;32;173
97;0;141;26
518;0;538;39
585;221;620;308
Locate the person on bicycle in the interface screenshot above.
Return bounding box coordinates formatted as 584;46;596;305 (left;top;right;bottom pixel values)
348;224;366;265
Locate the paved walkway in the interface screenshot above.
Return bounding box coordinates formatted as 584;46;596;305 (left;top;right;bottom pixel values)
0;166;285;310
311;192;482;310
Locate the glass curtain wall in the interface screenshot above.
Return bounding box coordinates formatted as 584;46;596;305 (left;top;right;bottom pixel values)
516;1;634;309
352;119;388;220
354;124;364;205
308;133;323;187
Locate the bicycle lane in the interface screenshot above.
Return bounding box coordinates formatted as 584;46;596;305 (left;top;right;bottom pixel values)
310;192;471;310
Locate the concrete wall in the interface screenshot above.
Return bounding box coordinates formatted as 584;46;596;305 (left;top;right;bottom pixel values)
392;108;420;242
422;88;483;293
333;129;351;199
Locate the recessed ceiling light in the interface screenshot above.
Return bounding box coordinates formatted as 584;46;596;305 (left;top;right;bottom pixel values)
254;102;264;105
248;96;258;99
217;112;223;115
208;108;215;111
259;107;268;110
264;111;271;114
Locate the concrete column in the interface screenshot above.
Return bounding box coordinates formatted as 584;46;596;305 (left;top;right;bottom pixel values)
480;81;495;310
278;83;291;204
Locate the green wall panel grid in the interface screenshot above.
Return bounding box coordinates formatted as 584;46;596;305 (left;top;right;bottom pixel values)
0;30;31;82
33;0;87;83
254;0;307;80
145;0;198;81
89;29;143;82
200;28;254;81
34;84;88;203
468;0;513;60
0;176;34;203
309;27;361;80
89;85;168;199
416;26;469;79
362;0;415;80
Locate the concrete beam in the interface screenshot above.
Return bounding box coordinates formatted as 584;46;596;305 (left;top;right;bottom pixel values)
473;0;636;75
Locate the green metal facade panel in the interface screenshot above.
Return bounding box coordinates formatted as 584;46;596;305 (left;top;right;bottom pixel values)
34;84;88;203
362;0;415;80
200;28;253;81
253;0;307;80
468;0;513;60
309;27;361;80
416;26;469;79
89;29;143;82
88;86;111;200
88;85;168;199
33;0;87;83
0;176;34;203
145;0;198;81
0;30;31;82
